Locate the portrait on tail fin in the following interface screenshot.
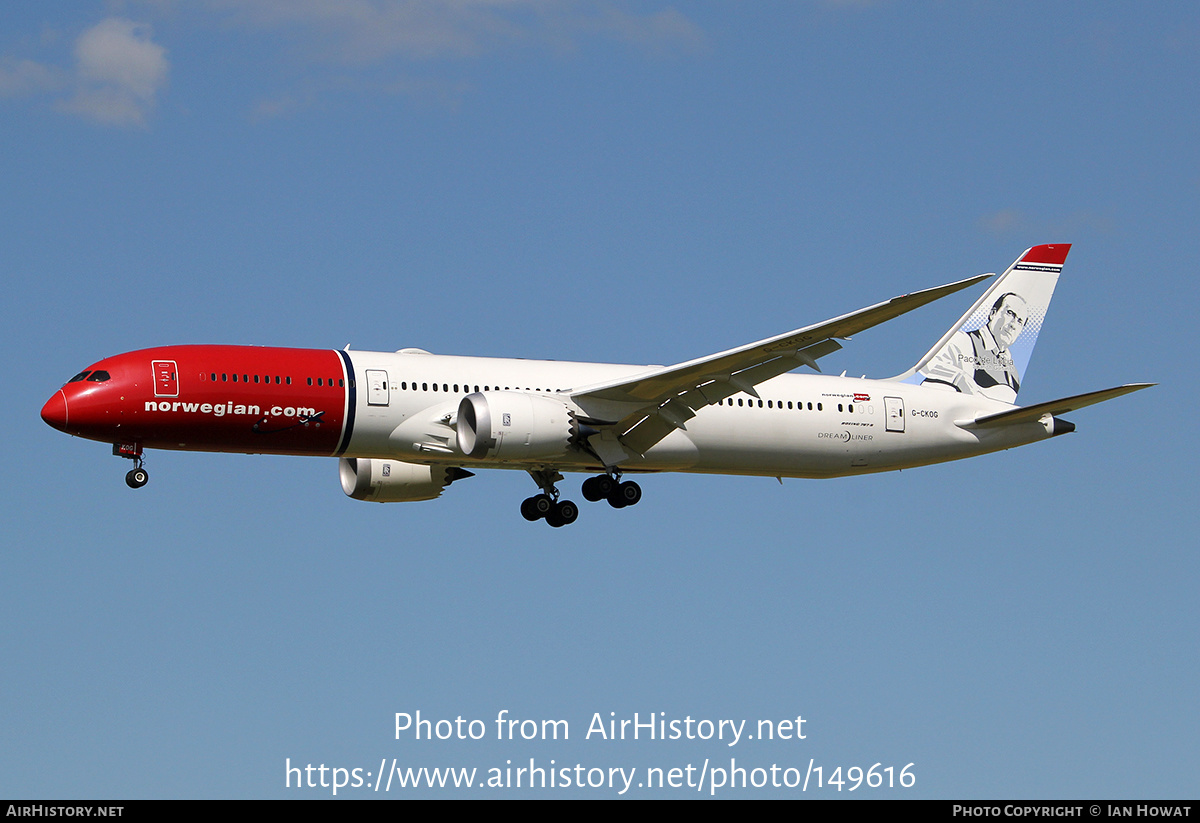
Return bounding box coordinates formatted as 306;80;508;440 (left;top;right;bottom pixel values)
920;291;1028;403
899;243;1069;405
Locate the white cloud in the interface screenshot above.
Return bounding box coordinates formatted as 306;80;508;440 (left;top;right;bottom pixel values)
978;209;1026;235
3;5;699;122
210;1;702;118
978;209;1116;238
58;18;169;126
213;0;703;62
0;57;64;98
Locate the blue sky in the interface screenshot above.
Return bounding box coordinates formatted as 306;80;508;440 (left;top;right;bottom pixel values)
2;1;1197;798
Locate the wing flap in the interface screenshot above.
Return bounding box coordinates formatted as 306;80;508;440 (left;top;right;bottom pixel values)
612;340;848;454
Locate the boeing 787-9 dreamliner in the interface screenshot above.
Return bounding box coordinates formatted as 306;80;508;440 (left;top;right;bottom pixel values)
41;245;1151;526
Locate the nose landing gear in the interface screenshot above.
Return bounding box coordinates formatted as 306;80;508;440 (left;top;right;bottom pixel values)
114;443;148;489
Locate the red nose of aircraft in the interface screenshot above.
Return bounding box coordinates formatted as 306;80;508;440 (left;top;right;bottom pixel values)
41;390;68;432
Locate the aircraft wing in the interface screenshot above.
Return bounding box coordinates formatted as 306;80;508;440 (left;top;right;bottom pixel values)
959;383;1156;429
570;273;991;457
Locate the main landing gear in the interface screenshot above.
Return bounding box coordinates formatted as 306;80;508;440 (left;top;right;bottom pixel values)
113;443;148;489
581;474;642;508
521;469;578;528
521;469;642;527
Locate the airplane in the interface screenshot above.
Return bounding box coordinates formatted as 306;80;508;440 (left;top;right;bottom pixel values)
41;244;1151;527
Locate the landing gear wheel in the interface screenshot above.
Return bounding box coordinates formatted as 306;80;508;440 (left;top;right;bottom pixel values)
607;480;641;508
545;499;579;528
521;494;554;521
520;497;540;521
581;475;615;502
125;468;149;489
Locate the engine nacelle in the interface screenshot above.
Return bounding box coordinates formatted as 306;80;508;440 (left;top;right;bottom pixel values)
457;391;579;461
339;458;472;503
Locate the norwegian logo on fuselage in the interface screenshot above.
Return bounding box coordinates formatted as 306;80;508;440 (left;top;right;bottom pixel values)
854;393;870;402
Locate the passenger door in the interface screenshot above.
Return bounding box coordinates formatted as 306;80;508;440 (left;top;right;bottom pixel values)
366;370;389;406
884;396;905;432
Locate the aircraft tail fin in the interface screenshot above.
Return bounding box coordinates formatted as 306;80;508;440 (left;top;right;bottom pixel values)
893;244;1070;403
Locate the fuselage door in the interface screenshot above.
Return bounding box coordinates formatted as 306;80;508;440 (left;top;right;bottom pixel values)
152;360;178;397
366;370;390;406
884;396;905;432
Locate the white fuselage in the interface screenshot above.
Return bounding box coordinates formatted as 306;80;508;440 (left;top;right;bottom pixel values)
338;350;1049;478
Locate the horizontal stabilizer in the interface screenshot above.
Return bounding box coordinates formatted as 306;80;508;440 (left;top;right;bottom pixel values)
958;383;1155;429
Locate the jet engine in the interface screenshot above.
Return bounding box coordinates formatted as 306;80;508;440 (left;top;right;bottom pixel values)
339;458;473;503
457;391;584;461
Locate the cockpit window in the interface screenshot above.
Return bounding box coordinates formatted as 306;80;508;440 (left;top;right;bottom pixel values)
85;370;111;382
67;371;92;383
